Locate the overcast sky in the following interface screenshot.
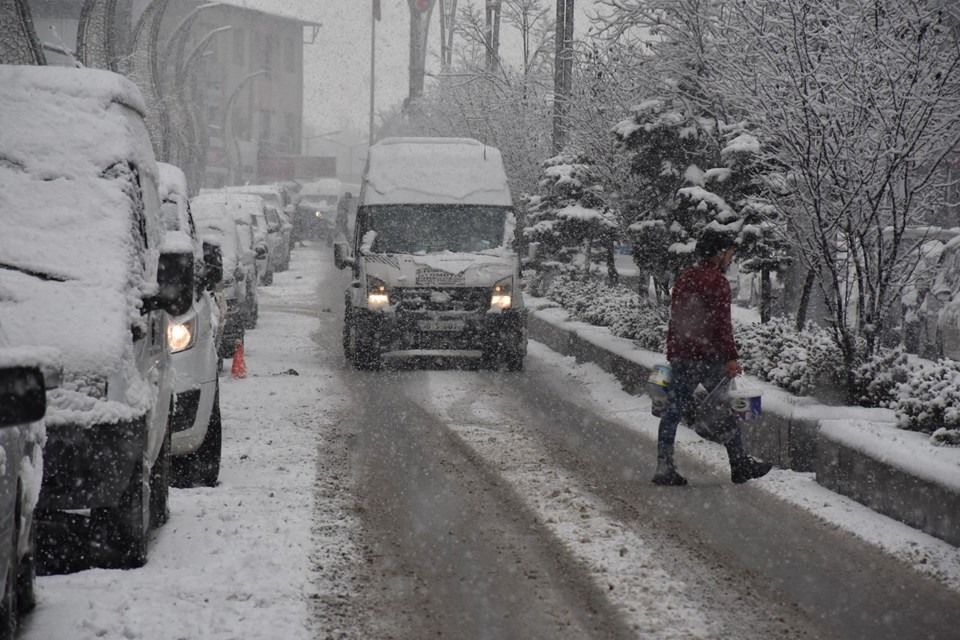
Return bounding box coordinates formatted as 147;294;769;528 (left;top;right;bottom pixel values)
224;0;597;140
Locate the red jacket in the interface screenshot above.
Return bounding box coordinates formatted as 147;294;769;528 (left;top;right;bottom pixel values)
666;260;738;361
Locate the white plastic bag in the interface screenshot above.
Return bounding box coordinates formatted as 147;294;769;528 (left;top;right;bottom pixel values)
693;377;739;444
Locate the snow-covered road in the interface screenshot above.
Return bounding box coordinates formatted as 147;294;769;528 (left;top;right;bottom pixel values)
20;244;960;639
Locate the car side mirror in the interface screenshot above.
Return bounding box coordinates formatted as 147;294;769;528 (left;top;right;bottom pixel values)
202;241;223;290
255;244;268;259
144;250;194;317
0;366;46;427
333;241;354;270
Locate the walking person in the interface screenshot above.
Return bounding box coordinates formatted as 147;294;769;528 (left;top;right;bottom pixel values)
652;227;773;486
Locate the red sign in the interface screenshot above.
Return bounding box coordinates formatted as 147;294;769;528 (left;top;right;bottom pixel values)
415;0;430;11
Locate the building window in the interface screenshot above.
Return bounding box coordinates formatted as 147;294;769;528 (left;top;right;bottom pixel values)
283;113;298;152
260;110;273;141
284;37;295;73
233;28;245;65
263;34;278;70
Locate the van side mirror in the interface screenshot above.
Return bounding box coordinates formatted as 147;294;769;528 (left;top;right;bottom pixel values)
202;241;223;290
0;366;46;427
333;241;354;270
144;250;194;316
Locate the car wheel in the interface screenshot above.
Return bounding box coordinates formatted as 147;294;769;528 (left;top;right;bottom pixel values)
348;315;381;370
263;268;274;286
149;425;171;528
91;457;148;569
0;498;21;640
174;386;222;488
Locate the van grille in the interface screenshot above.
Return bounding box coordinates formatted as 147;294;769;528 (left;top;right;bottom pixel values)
391;287;489;314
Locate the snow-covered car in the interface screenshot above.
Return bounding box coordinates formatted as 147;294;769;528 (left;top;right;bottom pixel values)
157;165;223;487
0;352;50;637
213;184;292;273
191;193;260;356
0;65;194;568
299;178;342;245
250;208;276;286
334;137;528;370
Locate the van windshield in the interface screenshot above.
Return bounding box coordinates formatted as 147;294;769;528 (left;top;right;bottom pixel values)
363;205;509;254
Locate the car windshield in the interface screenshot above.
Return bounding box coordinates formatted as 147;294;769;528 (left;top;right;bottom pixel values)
363;205;509;254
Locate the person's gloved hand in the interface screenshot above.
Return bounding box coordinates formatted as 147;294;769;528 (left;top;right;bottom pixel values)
724;359;742;378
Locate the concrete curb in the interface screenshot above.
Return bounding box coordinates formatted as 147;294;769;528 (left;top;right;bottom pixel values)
528;306;960;548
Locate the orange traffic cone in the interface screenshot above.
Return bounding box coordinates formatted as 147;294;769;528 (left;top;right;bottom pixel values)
231;341;247;379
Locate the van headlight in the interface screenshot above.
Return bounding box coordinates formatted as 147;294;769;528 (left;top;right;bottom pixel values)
367;276;390;308
490;277;513;310
167;316;197;353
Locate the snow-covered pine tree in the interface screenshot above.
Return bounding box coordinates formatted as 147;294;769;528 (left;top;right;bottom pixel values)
522;152;619;280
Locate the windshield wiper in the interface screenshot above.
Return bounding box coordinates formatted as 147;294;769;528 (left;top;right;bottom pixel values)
0;262;70;283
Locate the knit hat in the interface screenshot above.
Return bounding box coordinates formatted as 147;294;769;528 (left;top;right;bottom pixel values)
695;228;737;260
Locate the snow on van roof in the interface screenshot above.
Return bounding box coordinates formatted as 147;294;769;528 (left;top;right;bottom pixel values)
363;137;513;207
300;178;341;197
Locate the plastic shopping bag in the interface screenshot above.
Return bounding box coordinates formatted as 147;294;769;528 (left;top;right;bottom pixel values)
692;377;739;444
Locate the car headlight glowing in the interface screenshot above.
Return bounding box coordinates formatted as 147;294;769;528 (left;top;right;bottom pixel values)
367;276;390;307
315;211;323;218
167;316;196;353
491;278;513;310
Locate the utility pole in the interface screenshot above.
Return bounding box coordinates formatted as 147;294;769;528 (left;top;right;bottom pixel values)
485;0;501;73
370;0;379;146
407;0;437;103
552;0;574;154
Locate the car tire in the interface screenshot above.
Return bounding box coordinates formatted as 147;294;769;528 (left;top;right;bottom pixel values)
91;457;149;569
345;310;381;370
0;498;21;640
483;336;525;372
16;517;35;615
262;269;274;286
149;426;171;528
174;386;222;488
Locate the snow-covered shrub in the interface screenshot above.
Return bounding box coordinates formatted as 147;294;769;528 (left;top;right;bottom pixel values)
736;318;844;398
543;275;668;351
895;361;960;435
848;345;910;409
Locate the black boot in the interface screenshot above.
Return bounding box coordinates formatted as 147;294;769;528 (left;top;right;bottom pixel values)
652;460;688;486
731;456;773;484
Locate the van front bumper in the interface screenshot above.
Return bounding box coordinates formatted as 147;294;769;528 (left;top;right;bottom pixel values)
355;307;527;352
38;416;146;511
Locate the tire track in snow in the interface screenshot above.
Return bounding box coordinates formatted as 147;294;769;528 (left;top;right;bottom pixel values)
409;375;718;640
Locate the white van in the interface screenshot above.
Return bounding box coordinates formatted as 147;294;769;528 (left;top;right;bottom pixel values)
334;137;527;370
0;65;193;569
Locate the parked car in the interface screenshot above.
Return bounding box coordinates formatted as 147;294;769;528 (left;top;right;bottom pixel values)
250;206;275;286
0;65;193;569
0;352;52;638
191;193;260;355
157;164;224;487
213;184;293;272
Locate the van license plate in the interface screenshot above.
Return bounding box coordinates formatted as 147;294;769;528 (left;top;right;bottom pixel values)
418;320;465;332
